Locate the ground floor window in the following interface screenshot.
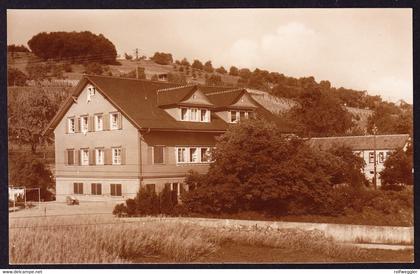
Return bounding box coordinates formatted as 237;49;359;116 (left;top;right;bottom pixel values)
110;184;122;196
73;182;83;194
91;183;102;195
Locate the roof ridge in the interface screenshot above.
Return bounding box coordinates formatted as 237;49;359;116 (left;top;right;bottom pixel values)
156;84;197;93
206;88;244;96
310;134;409;140
85;74;176;85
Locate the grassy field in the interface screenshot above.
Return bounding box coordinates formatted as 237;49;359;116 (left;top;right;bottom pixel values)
9;212;413;264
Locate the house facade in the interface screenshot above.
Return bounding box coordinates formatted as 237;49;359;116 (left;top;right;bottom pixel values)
44;75;290;202
308;134;410;188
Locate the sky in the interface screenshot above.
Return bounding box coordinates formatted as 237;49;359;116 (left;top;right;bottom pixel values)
7;9;413;103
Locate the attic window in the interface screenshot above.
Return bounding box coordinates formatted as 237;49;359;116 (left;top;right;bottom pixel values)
192;94;196;99
88;87;96;96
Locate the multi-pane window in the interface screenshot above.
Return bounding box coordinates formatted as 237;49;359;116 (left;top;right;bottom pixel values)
67;149;75;165
177;148;187;163
112;147;121;165
180;108;210;122
181;108;188;121
80;116;89;133
81;149;89;166
110;184;122;196
190;148;199;163
91;183;102;195
95;114;103;131
176;147;213;164
190;108;198;121
230;111;238;123
153;146;164;164
369;152;375;163
73;183;83;194
201;148;211;162
200;109;210;122
96;148;104;165
110;113;119;130
378;152;385;163
68;117;75;133
88;86;96;96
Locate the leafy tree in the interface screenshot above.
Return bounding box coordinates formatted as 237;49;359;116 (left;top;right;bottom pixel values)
182;119;358;216
191;59;204;70
229;66;239;76
8;153;54;200
367;103;412;136
238;68;252;79
205;74;222;86
150;52;173;65
28;31;118;64
180;58;190;66
8;89;59;153
288;85;354;137
380;145;413;190
215;66;227;74
327;145;367;188
203;61;214;73
8;67;28;86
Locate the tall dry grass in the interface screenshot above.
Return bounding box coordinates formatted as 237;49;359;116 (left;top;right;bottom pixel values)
9;215;369;264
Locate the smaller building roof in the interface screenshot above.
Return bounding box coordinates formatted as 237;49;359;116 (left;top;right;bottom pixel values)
308;134;410;151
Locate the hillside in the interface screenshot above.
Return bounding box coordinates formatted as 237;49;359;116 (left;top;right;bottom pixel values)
7;52;373;131
8;52;240;85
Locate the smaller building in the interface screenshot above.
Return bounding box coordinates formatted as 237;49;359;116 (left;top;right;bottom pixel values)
308;134;410;188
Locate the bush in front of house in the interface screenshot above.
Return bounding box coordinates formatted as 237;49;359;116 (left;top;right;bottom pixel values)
113;185;186;217
181;119;367;217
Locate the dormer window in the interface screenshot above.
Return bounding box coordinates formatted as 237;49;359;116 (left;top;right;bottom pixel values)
190;108;198;121
180;107;210;122
230;110;253;123
230;111;238;123
181;108;188;121
200;109;210;122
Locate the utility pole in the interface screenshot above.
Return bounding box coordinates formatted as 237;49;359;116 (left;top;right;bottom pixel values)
135;48;139;61
372;125;378;190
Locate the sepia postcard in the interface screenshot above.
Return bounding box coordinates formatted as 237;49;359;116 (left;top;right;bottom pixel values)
6;8;414;266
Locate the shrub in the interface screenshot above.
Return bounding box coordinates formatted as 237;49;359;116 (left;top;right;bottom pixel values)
84;62;104;75
135;186;159;216
113;203;128;217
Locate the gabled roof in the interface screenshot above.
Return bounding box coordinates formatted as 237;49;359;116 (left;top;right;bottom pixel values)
43;75;295;135
156;85;214;108
308;134;410;151
206;89;254;109
156;85;197;107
